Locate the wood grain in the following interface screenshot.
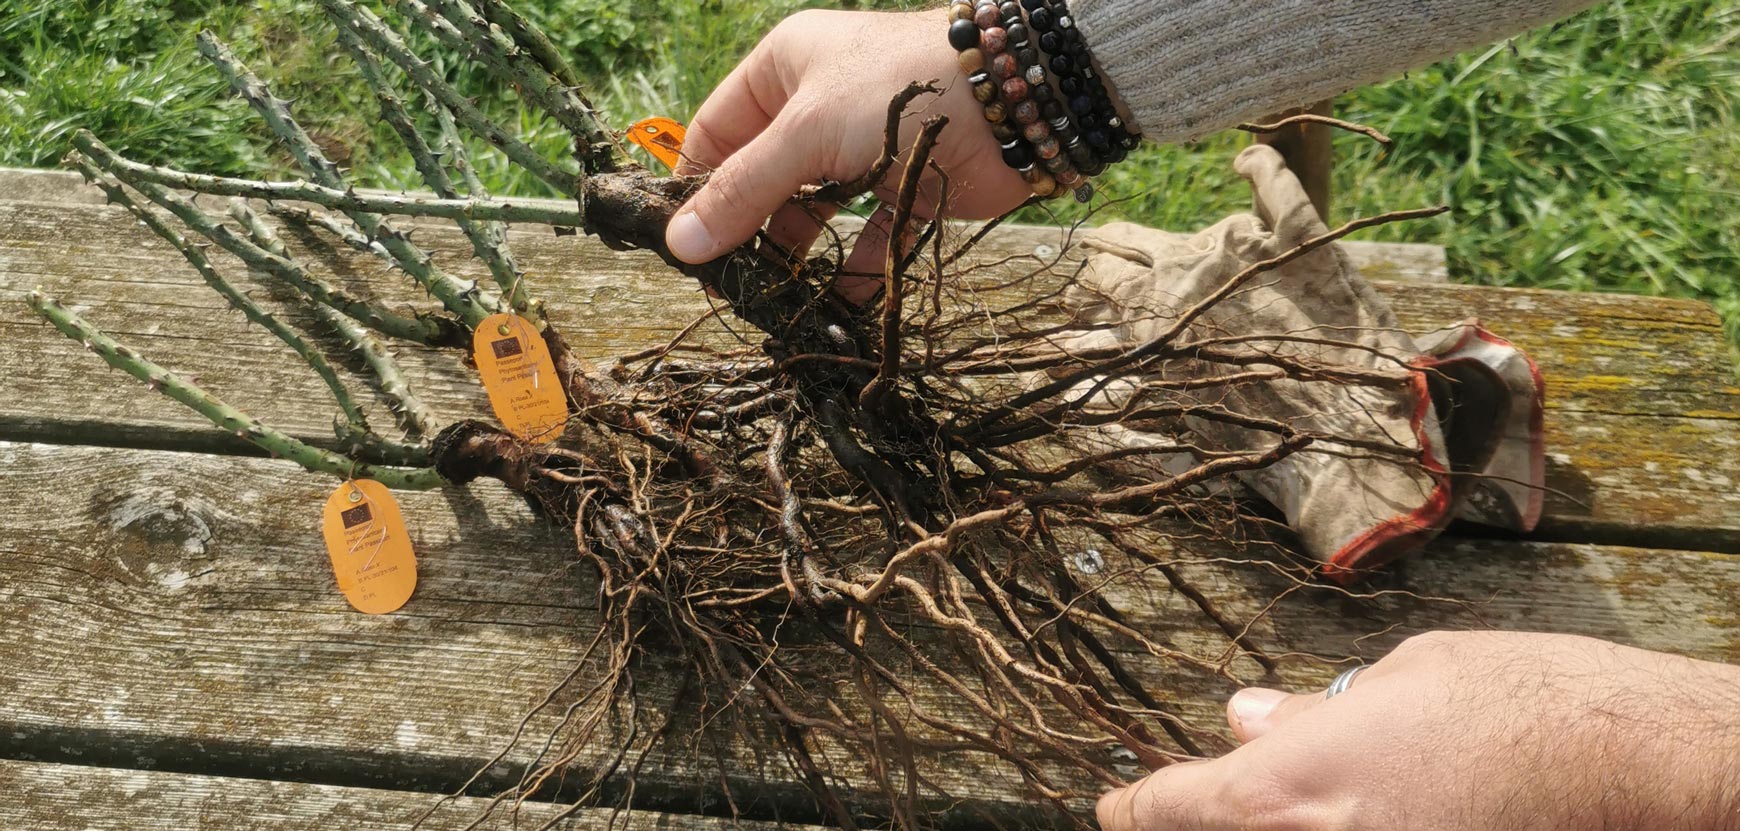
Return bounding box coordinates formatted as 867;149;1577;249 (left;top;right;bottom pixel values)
0;759;824;830
0;441;1735;822
2;178;1734;548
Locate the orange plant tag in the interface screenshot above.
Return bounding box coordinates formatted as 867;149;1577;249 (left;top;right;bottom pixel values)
321;479;418;614
473;312;569;444
626;117;687;171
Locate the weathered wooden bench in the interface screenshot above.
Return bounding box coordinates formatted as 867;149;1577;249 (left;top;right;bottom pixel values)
2;164;1736;829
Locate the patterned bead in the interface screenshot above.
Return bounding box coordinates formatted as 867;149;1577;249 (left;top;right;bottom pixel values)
950;1;976;21
1022;167;1058;197
1034;136;1061;159
991;120;1020;142
957;48;986;73
991;52;1019;79
1001;77;1029;102
1013;100;1040;124
983;101;1007;122
980;26;1008;53
1024;64;1046;86
1022;120;1051;142
972;75;998;103
1057;14;1074;29
948;19;982;51
973;3;1000;28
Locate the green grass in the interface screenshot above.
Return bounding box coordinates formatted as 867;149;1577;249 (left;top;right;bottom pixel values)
3;0;1735;356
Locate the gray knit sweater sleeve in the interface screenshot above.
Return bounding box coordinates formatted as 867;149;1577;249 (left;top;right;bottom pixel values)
1070;0;1600;142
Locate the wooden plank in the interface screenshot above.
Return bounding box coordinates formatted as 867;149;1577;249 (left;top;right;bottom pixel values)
2;191;1733;547
0;759;819;831
1251;100;1337;221
0;442;1736;820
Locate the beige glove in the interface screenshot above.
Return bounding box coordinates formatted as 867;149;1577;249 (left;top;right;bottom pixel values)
1056;145;1544;580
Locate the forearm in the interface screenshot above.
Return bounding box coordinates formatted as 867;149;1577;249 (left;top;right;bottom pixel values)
1071;0;1603;142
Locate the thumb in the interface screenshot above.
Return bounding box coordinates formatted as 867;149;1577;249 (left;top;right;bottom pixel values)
1096;759;1230;831
665;110;815;265
1226;686;1324;744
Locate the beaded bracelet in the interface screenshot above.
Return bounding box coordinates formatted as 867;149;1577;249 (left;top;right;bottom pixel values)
1022;0;1141;165
948;0;1090;200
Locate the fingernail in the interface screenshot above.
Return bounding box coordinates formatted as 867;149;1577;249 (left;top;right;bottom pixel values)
1228;687;1288;731
666;210;719;264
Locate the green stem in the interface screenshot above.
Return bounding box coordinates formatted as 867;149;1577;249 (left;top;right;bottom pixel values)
73;136;464;347
74;163;371;430
233;202;439;439
25;290;444;490
432;104;536;315
314;0;579;195
330;21;530;315
76;134;583;225
400;0;616;173
196;31;498;330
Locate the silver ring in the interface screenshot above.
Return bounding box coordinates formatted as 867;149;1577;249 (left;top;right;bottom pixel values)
1325;665;1367;699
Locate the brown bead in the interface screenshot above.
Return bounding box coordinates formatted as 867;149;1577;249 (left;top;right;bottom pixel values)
991;120;1020;142
1055;169;1083;187
1022;120;1051;142
1034;136;1061;159
1001;77;1029;102
1013;100;1040;125
956;48;986;74
1043;154;1071;173
973;78;998;103
979;26;1007;53
974;3;1000;27
950;2;976;21
991;52;1019;79
1027;171;1059;197
983;101;1007;122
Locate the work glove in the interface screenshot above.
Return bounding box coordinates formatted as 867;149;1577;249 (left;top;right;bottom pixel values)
1050;145;1544;580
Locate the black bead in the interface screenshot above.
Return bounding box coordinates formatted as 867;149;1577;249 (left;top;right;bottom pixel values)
1022;0;1046;8
1028;6;1052;29
1016;47;1039;66
1085;129;1111;150
1042;100;1066;120
1050;53;1073;74
1081;159;1108;177
1001;141;1035;168
1031;83;1053;102
1068;142;1095;167
948;19;981;51
1119;133;1141;150
1005;22;1028;44
1070;94;1094;115
1039;32;1061;52
1000;1;1020;18
1059;76;1081;96
1107;145;1129;164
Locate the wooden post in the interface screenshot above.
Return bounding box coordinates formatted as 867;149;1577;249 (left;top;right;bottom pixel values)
1253;99;1335;221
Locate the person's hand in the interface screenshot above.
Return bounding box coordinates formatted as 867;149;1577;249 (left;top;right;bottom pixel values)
663;8;1031;300
1098;631;1740;831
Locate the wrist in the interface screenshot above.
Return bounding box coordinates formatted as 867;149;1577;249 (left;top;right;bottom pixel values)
1609;657;1740;830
